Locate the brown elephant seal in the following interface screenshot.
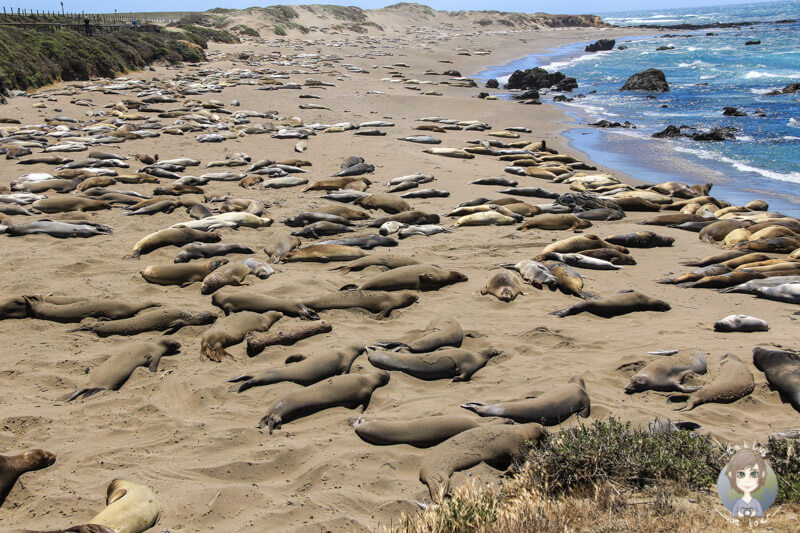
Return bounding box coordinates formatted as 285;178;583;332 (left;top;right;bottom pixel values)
682;250;749;267
461;377;590;425
355;193;411;214
200;311;282;362
699;219;750;243
578;248;637;265
367;347;499;381
0;296;28;319
736;236;800;254
613;196;661;211
551;290;670;318
329;255;420;274
538;235;629;258
604;231;674;248
713;314;769;332
481;270;525;302
625;351;707;394
173;243;254;263
419;423;545;500
1;449;56;507
263;232;302;263
353;415;510;448
282;244;368;263
125;227;221;259
200;259;273;295
547;262;593;299
373;316;463;353
211;291;318;320
640;213;708;226
73;309;217;337
753;347;800;411
670;354;754;411
88;479;161;533
67;339;181;401
301;290;418;318
258;371;390;433
658;264;732;284
368;210;440;227
683;270;764;289
140;258;228;287
31;197;111;213
22;296;162;323
314;205;370;220
12;525;113;533
341;264;467;292
517;214;591;231
229;344;365;392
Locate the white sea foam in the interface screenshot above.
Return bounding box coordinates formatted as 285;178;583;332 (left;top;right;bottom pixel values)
674;146;800;184
784;136;800;140
745;70;800;80
751;87;778;94
538;51;609;72
678;60;709;68
789;118;800;128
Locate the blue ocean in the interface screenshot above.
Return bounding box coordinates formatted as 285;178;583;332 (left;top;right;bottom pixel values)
477;0;800;216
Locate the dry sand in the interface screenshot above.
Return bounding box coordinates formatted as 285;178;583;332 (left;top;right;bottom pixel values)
0;21;798;533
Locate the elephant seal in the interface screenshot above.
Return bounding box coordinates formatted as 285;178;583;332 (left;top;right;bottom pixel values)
12;525;113;532
263;232;302;263
551;290;670;318
174;243;254;263
461;376;590;425
373;316;463;352
419;423;545;500
481;270;525;302
302;290;418;318
31;197;111;213
641;213;709;226
125;227;221;259
1;449;56;507
753;347;800;411
329;255;420;274
578;248;637;265
200;259;273;295
683;270;764;289
367;347;499;381
315;205;370;220
74;309;216;337
67;339;181;401
714;314;769;332
658;264;732;285
291;221;355;239
88;479;160;533
285;212;354;227
201;311;282;362
317;235;398;250
0;295;28;319
699;220;750;243
500;260;558;290
539;235;628;258
5;220;113;238
258;371;390;433
140;259;228;287
369;211;440;227
355;193;411;214
604;231;674;248
682;250;749;267
735;236;800;254
670;354;754;411
753;283;800;304
341;264;467;292
353;415;510;448
282;244;368;263
625;351;707;393
547;262;593;299
23;296;162;323
211;291;318;320
229;344;365;392
544;252;622;270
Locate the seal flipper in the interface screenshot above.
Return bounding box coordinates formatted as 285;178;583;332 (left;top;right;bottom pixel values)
372;341;411;351
67;387;104;401
675;384;701;393
297;304;320;321
340;284;359;291
227;374;253;383
285;354;306;363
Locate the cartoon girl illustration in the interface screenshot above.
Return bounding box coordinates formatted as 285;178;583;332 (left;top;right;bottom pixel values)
725;449;767;517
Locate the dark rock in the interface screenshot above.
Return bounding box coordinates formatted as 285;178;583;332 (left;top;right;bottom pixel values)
745;40;761;45
691;127;736;141
552;95;572;102
505;67;567;91
513;89;540;100
477;92;489;99
781;83;800;94
723;106;747;117
652;125;685;138
585;39;615;52
443;69;462;77
590;120;636;129
617;45;628;50
554;77;578;92
485;78;499;89
520;99;542;105
621;68;669;92
656;45;675;51
754;109;766;117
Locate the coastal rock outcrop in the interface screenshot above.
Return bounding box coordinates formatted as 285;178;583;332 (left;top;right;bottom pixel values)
691;127;736;141
505;67;578;92
620;68;669;92
766;82;800;95
590;120;635;128
585;39;615;52
723;107;747;117
485;78;499;88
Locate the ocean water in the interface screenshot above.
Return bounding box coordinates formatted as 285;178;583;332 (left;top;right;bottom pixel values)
477;0;800;216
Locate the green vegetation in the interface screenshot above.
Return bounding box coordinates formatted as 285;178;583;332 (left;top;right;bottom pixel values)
261;5;299;22
231;24;260;37
320;5;366;22
331;21;383;33
273;25;287;36
174;24;239;46
767;436;800;503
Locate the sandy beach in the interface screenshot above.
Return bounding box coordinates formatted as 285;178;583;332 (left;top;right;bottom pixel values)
1;13;799;532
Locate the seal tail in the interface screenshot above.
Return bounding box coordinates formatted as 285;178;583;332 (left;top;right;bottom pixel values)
577;290;596;300
227;374;252;383
67;388;104;402
122;251;141;260
202;342;230;363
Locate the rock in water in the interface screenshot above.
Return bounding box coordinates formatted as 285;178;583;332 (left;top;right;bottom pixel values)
585;39;615;52
620;68;670;92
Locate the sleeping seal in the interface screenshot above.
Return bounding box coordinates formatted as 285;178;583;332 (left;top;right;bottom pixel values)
753;347;800;411
669;353;754;411
1;449;56;507
367;347;499;381
551;290;670;318
373;316;463;352
625;351;707;394
353;415;510;448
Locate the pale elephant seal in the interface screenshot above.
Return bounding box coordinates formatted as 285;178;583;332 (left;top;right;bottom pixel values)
23;296;162;323
753;283;800;304
543;252;622;270
539;235;628;258
500;260;558;290
174;242;254;263
200;259;273;295
125;227;221;259
200;311;282;362
551;290;670;318
74;309;217;337
367;347;499;381
211;291;318;320
353;415;510;448
753;347;800;411
461;376;590;425
373;316;463;352
481;270;525;302
419;423;545;500
1;449;56;507
670;354;754;411
141;258;228;287
301;290;418;318
5;220;113;239
258;371;390;433
329;255;420;274
341;264;467;292
714;314;769;332
229;344;365;392
68;339;181;401
89;479;160;533
625;351;707;394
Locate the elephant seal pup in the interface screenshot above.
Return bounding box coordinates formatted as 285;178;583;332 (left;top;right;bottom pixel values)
258;371;390;433
461;376;590;425
373;316;463;352
74;308;216;337
264;232;302;263
329;255;420;274
301;290;418;319
229;344;365;392
354;415;510;448
23;296;162;322
625;351;707;394
282;244;368;263
367;347;499;381
713;314;769;332
201;311;282;362
500;260;558;290
547;262;593;299
1;449;56;506
604;231;674;248
200;259;274;295
753;283;800;304
419;423;545;500
544;252;622;270
140;258;228;287
481;270;525;302
67;339;181;401
211;291;318;320
125;227;221;259
753;347;800;411
538;235;628;258
341;264;467;292
174;242;254;263
88;479;160;533
551;290;670;318
670;354;754;411
579;248;637;265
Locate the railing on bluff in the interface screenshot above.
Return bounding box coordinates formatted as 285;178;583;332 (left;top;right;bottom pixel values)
0;7;179;33
0;21;162;33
